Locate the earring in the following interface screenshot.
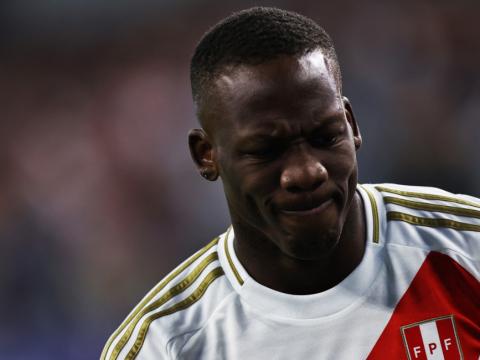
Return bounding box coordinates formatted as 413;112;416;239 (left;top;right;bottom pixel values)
201;169;210;179
201;169;219;181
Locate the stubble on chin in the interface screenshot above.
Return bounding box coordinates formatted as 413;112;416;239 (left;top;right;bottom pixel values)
276;225;341;261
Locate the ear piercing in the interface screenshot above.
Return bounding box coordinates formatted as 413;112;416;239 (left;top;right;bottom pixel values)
201;169;218;181
201;169;211;179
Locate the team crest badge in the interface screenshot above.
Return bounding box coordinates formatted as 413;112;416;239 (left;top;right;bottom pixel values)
401;315;463;360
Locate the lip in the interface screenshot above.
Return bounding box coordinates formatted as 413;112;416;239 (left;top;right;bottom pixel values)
278;198;334;217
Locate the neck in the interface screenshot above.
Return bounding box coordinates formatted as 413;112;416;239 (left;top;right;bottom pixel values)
232;192;366;295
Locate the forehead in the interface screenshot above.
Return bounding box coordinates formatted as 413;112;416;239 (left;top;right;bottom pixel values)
209;50;342;133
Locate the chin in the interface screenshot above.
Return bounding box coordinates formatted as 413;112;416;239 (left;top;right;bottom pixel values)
280;227;341;261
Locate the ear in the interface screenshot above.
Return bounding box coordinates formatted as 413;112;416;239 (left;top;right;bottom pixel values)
343;96;362;150
188;128;219;181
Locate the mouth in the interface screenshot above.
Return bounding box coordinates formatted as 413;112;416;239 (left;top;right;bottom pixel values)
278;198;334;217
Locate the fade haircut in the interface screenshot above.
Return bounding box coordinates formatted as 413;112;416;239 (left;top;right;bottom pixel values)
190;7;342;107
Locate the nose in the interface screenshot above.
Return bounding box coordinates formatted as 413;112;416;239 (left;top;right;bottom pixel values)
280;146;328;193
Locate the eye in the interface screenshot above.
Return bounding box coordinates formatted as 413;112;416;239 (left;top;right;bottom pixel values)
310;134;338;147
246;148;277;158
242;144;283;160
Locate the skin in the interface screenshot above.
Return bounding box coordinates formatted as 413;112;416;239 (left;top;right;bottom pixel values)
189;49;366;294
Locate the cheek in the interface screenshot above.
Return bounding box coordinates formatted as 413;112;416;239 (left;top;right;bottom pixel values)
328;146;357;179
243;171;278;199
228;158;279;194
338;147;359;203
220;159;276;205
325;144;359;206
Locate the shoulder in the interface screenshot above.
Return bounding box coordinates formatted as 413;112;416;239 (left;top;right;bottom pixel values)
359;183;480;261
101;235;234;360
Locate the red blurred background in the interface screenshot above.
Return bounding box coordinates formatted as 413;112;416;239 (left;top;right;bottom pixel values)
0;0;478;358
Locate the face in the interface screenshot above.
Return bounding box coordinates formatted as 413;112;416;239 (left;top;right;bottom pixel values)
190;50;362;261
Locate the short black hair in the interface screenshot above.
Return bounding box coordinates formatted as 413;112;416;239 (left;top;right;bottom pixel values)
190;7;342;106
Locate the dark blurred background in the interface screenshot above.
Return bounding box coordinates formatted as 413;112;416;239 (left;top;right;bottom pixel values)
0;0;479;359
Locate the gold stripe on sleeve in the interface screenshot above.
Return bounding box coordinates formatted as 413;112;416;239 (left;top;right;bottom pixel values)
224;227;244;285
101;237;219;360
359;185;380;244
109;251;219;360
125;267;225;360
384;196;480;220
375;186;480;209
387;211;480;232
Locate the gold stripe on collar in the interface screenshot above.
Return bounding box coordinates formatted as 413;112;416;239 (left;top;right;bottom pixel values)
224;227;244;286
360;185;380;244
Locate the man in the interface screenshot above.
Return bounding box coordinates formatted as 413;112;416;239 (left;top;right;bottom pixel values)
102;7;479;359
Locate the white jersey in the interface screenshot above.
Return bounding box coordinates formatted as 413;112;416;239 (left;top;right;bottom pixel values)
101;184;480;360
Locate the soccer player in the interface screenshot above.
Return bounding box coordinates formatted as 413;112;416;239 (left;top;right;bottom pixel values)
102;7;480;359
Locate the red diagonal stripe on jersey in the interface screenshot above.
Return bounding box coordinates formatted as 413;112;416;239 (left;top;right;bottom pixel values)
366;252;480;359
